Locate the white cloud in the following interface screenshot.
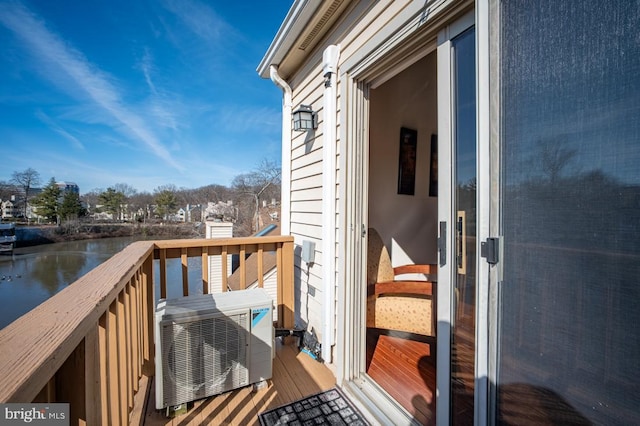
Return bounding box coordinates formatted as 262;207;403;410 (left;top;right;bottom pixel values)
34;110;84;150
161;0;231;44
0;1;184;171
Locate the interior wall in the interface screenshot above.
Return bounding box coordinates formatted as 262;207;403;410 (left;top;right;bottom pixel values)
369;52;438;266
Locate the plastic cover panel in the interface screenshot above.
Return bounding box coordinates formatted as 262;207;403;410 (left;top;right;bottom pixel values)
161;312;249;407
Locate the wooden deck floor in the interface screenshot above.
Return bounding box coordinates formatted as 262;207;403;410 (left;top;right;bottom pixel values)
138;338;336;426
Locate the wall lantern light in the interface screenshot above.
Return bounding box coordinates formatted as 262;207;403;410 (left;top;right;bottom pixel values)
292;104;317;131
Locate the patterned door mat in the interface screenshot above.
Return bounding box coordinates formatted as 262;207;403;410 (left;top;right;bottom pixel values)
258;387;369;425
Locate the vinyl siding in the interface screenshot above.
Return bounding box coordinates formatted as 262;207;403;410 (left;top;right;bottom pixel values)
284;0;423;348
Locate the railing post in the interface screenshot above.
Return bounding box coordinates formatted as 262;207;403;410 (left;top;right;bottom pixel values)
56;340;86;424
86;324;104;425
159;248;167;299
239;244;247;289
281;240;295;329
181;247;189;296
142;255;154;376
221;246;228;292
202;247;209;294
257;245;264;288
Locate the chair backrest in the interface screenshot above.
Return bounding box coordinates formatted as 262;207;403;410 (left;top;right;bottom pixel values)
367;228;394;286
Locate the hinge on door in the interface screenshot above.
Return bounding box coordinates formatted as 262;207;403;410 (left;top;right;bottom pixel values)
481;237;500;265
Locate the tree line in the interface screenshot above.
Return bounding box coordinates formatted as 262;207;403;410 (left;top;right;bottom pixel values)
0;160;281;236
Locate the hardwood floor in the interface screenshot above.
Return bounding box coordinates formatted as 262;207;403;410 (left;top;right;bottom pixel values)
366;328;436;425
139;338;336;425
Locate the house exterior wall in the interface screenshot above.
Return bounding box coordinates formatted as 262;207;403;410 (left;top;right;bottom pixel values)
283;0;419;351
264;0;640;424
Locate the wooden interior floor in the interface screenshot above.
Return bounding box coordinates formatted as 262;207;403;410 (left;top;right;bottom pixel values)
139;338;336;426
366;328;436;425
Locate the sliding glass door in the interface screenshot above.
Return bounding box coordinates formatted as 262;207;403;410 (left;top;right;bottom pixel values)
497;1;640;424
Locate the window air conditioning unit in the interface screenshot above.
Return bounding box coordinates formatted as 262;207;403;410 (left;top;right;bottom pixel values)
155;288;273;410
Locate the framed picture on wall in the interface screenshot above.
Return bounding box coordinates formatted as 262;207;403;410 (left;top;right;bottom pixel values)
397;127;417;195
429;134;438;197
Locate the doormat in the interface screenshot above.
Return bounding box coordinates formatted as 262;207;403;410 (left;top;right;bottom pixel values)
258;387;369;425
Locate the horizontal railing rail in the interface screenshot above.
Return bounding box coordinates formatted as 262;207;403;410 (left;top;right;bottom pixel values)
0;235;295;425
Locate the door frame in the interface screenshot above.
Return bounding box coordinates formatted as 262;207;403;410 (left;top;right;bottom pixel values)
436;10;477;425
335;2;485;425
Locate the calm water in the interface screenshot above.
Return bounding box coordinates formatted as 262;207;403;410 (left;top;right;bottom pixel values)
0;237;209;330
0;237;139;329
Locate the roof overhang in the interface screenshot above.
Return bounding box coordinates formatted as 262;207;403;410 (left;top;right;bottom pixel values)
257;0;352;80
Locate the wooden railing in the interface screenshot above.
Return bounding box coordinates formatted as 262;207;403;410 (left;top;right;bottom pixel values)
0;235;295;425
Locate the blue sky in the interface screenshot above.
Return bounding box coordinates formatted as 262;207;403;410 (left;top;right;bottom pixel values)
0;0;290;194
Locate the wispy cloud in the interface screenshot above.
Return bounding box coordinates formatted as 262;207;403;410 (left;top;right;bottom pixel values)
161;0;231;44
0;1;183;171
216;105;281;134
136;48;180;131
34;110;84;150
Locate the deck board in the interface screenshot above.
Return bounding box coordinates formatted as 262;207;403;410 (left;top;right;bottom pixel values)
140;338;335;425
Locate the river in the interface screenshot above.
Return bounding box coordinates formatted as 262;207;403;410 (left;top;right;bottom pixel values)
0;237;204;330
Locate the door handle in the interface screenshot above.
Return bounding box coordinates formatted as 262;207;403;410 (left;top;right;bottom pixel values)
438;221;447;266
457;211;467;275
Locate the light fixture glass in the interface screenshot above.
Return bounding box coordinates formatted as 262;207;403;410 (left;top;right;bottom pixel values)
292;105;317;131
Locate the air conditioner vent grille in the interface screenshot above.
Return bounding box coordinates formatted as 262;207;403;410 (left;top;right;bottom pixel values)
161;312;249;407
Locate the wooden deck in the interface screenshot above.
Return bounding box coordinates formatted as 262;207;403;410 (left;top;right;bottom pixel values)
140;338;335;425
0;236;297;425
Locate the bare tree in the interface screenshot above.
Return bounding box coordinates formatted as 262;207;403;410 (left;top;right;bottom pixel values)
0;180;16;201
113;182;137;198
539;136;577;183
126;191;153;222
232;159;281;233
11;168;41;219
113;183;138;221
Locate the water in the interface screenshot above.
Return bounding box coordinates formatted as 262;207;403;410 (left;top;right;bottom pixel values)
0;237;142;329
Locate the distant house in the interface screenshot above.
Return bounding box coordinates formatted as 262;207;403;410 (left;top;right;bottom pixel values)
56;181;79;195
176;204;201;223
1;199;15;219
176;207;186;222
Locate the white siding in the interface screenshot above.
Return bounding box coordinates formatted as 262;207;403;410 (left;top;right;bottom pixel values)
205;221;233;293
284;0;436;351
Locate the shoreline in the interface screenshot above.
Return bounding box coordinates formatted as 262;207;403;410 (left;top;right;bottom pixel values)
14;222;203;247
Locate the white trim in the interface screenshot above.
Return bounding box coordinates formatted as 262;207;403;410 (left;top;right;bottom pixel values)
486;0;502;423
269;66;293;236
436;31;454;426
337;75;369;386
338;75;419;424
475;1;491;425
436;10;476;426
322;45;341;363
343;379;414;426
257;0;322;78
342;0;456;78
331;1;478;424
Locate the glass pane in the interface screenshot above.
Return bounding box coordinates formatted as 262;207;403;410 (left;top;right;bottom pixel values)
499;1;640;424
452;27;476;426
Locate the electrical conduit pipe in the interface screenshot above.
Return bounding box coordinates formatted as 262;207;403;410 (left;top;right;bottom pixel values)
321;45;340;363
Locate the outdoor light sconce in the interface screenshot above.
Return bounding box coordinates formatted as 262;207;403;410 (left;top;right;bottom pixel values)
292;105;317;131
